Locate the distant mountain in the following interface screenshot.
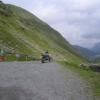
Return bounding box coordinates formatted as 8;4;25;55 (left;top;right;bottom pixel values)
90;43;100;62
0;2;85;62
91;43;100;54
73;45;96;61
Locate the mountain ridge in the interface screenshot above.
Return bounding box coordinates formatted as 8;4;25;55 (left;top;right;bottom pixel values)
73;45;97;61
91;42;100;54
0;2;85;63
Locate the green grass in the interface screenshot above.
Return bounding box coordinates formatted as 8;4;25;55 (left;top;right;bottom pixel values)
0;3;85;62
60;61;100;97
6;54;36;62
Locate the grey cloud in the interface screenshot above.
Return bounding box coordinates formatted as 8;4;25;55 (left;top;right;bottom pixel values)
83;33;100;39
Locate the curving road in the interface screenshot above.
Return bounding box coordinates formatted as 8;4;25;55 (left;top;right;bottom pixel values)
0;62;94;100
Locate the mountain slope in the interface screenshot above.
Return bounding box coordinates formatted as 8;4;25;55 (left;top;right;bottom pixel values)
0;2;85;63
91;43;100;54
90;43;100;62
73;45;96;61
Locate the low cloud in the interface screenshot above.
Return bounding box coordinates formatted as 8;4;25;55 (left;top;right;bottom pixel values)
83;33;100;39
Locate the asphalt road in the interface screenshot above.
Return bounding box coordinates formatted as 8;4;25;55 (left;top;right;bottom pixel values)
0;62;94;100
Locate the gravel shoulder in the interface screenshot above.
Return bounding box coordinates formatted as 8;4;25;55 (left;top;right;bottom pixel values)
0;62;94;100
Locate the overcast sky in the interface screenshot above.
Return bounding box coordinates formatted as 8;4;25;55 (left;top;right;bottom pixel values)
3;0;100;48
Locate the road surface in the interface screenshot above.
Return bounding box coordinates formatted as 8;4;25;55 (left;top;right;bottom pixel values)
0;62;94;100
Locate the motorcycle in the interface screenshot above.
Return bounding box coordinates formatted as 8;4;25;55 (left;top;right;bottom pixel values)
41;54;52;63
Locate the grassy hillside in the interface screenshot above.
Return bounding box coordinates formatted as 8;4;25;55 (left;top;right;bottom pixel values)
0;2;85;63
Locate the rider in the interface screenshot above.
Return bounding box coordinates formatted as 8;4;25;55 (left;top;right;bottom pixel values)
44;51;49;57
44;51;51;62
41;51;51;62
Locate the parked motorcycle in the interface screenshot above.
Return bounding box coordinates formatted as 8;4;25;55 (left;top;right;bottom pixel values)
41;54;52;63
